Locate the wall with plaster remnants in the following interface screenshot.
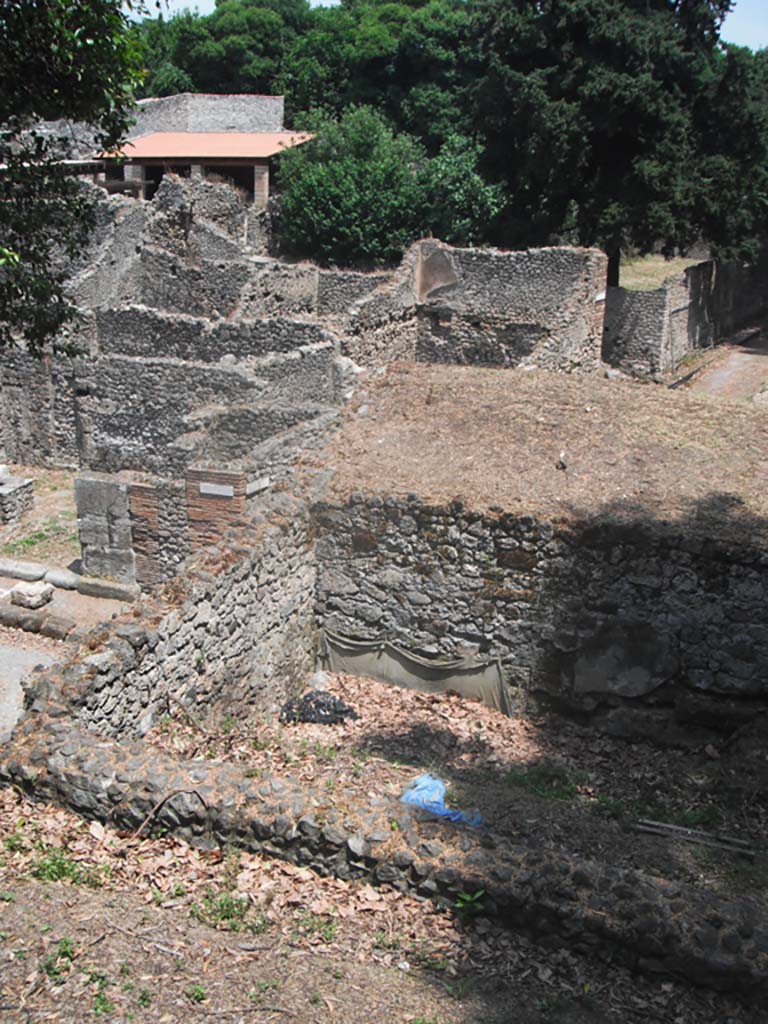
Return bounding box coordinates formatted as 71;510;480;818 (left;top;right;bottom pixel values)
313;495;768;742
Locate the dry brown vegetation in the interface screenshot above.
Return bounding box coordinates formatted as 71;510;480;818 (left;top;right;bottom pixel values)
308;363;768;542
2;667;763;1024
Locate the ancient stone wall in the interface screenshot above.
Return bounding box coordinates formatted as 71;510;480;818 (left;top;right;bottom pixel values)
343;241;607;372
603;253;768;377
62;495;315;736
129;93;285;137
4;706;766;997
314;496;768;740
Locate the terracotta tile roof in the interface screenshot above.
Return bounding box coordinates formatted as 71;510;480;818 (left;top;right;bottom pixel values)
109;131;312;160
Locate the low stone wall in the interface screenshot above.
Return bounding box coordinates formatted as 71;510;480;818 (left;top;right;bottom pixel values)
314;496;768;738
3;710;766;997
603;253;768;377
63;494;315;736
0;475;33;524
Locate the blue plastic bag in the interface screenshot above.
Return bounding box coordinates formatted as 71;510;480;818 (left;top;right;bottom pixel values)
400;773;483;828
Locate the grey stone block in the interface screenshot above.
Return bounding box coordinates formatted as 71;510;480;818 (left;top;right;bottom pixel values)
0;558;47;581
44;568;80;590
76;576;141;603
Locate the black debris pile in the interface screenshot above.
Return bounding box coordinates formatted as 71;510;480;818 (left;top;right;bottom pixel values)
280;690;359;725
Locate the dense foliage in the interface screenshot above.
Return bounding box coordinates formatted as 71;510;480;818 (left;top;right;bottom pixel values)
131;0;768;271
278;108;502;265
0;0;144;350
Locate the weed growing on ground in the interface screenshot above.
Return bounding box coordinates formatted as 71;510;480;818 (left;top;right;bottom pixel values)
186;984;206;1003
297;912;337;942
592;794;723;830
31;846;105;887
250;980;280;1001
504;762;580;801
190;888;269;934
137;987;153;1008
454;889;486;919
41;937;77;978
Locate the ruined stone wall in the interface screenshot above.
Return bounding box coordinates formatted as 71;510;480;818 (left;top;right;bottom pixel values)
343;241;607;372
603;253;768;377
0;352;79;468
64;495;315;736
314;496;768;740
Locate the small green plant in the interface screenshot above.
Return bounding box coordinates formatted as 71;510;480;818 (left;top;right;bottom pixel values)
220;713;237;734
250;980;280;1001
309;992;321;1007
0;891;15;902
374;931;401;950
85;967;114;1016
186;983;206;1003
190;889;269;934
504;762;580;801
31;847;103;887
42;937;77;978
454;889;485;919
138;987;153;1008
93;990;115;1016
298;912;337;942
171;882;186;898
4;830;26;853
313;742;337;763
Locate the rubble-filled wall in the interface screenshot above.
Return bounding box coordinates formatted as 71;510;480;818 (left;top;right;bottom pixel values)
314;496;768;740
0;179;342;476
61;495;315;736
129;93;285;137
603;252;768;377
344;241;608;372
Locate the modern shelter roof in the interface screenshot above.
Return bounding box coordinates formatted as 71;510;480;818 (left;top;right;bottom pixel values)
109;131;312;160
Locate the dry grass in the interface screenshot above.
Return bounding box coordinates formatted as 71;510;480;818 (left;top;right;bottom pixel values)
307;363;768;543
620;254;703;291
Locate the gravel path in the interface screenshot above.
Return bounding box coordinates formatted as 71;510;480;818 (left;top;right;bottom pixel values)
687;328;768;400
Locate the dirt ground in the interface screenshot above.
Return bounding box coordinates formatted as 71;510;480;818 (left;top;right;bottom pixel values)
684;328;768;402
304;363;768;542
148;674;768;913
0;466;79;569
0;781;757;1024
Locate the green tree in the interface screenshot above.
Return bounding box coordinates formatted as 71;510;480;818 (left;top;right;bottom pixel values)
277;107;430;265
278;108;502;264
425;134;503;245
0;0;144;350
470;0;763;282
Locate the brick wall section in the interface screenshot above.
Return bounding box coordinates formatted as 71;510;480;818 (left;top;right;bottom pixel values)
127;480;159;585
186;468;247;551
55;494;316;733
128;477;190;587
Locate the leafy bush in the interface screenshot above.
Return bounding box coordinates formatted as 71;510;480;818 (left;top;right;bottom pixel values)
278;108;501;266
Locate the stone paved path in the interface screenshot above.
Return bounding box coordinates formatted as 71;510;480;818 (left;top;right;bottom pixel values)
0;642;56;741
687;327;768;400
